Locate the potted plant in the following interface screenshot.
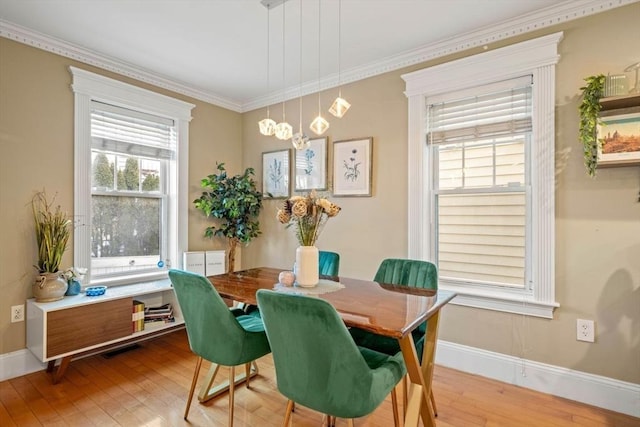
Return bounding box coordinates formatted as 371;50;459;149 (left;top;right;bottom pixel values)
32;191;72;302
579;74;606;177
193;163;265;273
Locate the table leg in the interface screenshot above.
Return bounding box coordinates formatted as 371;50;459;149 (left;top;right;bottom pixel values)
399;334;431;427
197;360;259;403
419;311;441;426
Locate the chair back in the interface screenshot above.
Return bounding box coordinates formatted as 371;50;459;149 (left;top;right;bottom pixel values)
374;258;437;334
169;269;262;366
257;289;404;418
319;250;340;276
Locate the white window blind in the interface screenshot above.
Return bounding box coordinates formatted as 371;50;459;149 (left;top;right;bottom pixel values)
428;76;532;288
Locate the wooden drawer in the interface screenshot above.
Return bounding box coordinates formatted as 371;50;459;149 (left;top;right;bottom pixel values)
46;297;133;358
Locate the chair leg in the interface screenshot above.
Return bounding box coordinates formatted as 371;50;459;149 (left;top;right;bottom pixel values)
229;366;235;427
391;387;400;427
402;375;408;419
283;399;295;427
245;362;252;389
430;389;438;417
347;419;354;427
184;356;203;420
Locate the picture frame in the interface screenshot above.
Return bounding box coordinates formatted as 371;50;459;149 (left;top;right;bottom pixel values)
294;137;328;191
332;137;373;197
597;112;640;167
262;149;290;198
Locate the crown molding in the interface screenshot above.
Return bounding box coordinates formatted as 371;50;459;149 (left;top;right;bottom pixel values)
0;19;244;112
1;0;636;113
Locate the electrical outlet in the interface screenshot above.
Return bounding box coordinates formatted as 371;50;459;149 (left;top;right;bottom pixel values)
11;304;25;323
577;319;595;342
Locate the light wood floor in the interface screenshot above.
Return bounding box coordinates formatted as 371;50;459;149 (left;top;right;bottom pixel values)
1;330;637;426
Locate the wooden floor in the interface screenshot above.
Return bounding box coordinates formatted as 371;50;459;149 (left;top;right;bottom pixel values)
1;330;637;427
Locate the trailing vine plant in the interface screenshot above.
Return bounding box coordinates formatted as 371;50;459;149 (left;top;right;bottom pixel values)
578;74;606;177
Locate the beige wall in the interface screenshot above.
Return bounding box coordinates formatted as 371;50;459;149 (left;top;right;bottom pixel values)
1;3;638;385
242;3;640;384
0;38;243;354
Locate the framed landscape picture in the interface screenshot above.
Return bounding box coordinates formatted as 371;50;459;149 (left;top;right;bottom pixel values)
262;149;290;198
597;112;640;167
294;137;328;191
332;137;373;197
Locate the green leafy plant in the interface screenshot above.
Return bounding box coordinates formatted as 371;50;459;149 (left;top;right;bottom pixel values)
193;163;264;273
32;191;72;273
579;74;606;177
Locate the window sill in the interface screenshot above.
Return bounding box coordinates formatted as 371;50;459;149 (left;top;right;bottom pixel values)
439;283;559;319
88;270;169;288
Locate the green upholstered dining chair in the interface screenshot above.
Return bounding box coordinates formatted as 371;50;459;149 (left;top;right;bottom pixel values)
168;269;271;426
256;289;406;427
319;250;340;277
348;258;439;416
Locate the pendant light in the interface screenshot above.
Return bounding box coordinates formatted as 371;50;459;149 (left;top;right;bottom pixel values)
291;0;309;150
309;0;329;135
258;4;276;136
329;0;350;118
275;0;293;141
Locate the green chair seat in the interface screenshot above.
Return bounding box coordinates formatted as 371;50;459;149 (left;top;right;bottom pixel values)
257;289;406;423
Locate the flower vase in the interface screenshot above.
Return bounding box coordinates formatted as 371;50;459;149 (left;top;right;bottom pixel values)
65;279;82;296
33;272;68;302
295;246;319;287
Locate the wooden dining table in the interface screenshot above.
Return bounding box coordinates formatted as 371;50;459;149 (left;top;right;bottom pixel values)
205;267;456;427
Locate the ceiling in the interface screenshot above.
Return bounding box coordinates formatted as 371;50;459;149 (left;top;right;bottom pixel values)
0;0;629;112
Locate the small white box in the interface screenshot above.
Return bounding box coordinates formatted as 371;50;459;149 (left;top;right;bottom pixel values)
183;251;205;275
205;251;226;276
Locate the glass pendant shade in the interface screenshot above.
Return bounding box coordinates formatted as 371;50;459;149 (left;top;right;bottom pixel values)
329;96;351;118
291;131;310;150
310;115;330;135
259;117;277;136
275;121;293;140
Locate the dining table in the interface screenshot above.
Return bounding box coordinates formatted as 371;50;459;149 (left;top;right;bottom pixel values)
203;267;456;427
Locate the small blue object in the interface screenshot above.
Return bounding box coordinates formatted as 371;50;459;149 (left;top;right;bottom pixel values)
65;279;82;296
157;260;164;268
85;286;107;296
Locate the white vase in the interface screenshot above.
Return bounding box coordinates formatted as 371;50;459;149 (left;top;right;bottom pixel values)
295;246;319;287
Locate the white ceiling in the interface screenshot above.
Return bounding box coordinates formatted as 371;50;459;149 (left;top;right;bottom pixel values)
0;0;631;111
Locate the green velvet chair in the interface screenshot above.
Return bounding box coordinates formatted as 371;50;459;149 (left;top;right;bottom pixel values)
168;269;271;426
348;258;439;416
319;250;340;277
256;289;406;426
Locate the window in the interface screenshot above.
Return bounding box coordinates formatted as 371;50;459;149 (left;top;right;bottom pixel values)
71;67;194;285
429;78;531;289
402;33;562;318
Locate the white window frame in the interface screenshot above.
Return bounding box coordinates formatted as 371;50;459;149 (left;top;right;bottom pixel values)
402;33;562;318
70;67;194;286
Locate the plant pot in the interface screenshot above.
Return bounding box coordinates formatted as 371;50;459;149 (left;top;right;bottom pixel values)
33;272;68;302
295;246;319;287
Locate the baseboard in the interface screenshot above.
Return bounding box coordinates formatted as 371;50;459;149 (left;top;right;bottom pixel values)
435;340;640;418
2;340;638;418
0;349;45;382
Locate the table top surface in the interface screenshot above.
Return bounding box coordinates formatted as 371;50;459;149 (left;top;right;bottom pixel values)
208;267;456;339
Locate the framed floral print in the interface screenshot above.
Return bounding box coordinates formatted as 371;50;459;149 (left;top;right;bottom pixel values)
294;137;328;191
332;137;373;197
262;149;290;198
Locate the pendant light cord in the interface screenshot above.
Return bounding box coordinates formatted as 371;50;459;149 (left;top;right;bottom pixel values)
281;1;286;121
337;0;342;98
266;6;271;117
299;0;303;130
317;0;322;114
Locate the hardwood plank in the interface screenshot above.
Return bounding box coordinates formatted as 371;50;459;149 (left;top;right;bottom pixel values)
2;330;638;427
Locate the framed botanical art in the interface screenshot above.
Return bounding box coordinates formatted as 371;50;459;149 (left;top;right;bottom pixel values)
262;149;290;198
332;137;373;197
294;137;328;191
597;112;640;167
